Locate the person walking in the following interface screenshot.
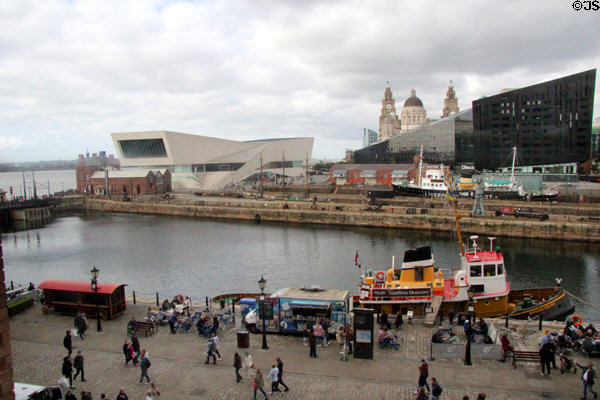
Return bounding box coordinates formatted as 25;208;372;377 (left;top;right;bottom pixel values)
345;324;354;355
211;332;222;360
61;355;74;389
416;387;429;400
234;353;243;382
115;388;129;400
205;337;217;364
139;350;151;384
131;335;141;366
244;352;255;378
253;368;269;400
149;382;160;399
63;330;72;356
308;329;317;358
64;390;77;400
576;361;597;399
73;350;86;382
336;326;347;361
74;313;86;340
276;357;289;392
267;363;281;395
540;339;555;376
122;340;132;365
416;359;430;393
431;378;443;400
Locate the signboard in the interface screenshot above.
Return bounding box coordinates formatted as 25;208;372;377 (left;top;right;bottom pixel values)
371;288;431;297
353;308;374;360
258;300;274;320
355;329;372;344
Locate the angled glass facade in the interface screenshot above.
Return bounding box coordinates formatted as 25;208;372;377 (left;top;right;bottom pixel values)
118;139;168;158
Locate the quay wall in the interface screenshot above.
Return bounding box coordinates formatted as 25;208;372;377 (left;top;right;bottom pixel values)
83;198;600;242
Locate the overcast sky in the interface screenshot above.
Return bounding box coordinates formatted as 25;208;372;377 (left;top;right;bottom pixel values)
0;0;599;163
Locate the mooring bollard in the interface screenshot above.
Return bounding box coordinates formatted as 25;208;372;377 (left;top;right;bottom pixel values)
156;292;159;307
538;315;543;331
505;316;509;328
133;290;137;304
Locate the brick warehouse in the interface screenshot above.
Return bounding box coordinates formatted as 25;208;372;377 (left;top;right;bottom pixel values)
88;169;171;196
75;151;120;194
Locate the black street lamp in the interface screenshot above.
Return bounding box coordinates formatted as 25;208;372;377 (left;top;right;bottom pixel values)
465;287;475;366
90;266;102;332
258;275;268;350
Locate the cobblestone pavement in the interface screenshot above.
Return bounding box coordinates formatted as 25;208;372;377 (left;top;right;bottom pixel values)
10;303;589;400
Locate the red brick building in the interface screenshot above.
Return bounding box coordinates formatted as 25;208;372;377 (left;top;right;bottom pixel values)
76;151;120;194
89;169;171;196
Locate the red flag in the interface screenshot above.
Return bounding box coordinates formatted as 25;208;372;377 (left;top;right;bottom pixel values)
355;250;359;266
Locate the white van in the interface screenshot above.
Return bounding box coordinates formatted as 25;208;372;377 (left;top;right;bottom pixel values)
14;383;64;400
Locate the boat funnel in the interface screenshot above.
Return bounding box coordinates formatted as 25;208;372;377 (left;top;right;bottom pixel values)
488;237;496;251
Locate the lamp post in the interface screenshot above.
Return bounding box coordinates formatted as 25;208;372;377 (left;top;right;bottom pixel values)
465;287;475;366
258;275;268;350
90;266;102;332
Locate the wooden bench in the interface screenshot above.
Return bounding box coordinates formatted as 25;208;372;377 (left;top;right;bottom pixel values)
128;321;156;337
512;350;540;368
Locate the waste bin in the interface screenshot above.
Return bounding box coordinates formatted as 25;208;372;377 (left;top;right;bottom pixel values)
220;299;226;309
237;330;249;348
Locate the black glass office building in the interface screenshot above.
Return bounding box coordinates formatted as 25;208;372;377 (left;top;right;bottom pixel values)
458;69;596;170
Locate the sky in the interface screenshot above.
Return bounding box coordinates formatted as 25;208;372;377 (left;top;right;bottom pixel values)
0;0;599;163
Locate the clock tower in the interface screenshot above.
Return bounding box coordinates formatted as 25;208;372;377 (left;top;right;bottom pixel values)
379;82;401;140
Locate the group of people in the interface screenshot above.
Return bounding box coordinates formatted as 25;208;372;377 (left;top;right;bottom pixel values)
304;319;354;360
233;352;290;400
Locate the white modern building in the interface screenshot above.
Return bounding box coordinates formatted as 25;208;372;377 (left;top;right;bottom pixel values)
111;131;314;191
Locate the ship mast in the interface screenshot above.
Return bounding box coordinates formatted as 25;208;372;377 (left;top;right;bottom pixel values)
510;146;517;185
444;170;465;256
418;144;423;186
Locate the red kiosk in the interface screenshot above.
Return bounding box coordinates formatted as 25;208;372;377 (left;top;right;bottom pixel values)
38;280;127;320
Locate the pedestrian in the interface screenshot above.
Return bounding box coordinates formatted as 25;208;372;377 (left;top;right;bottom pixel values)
380;310;389;329
345;324;354;355
312;321;324;346
276;357;289;392
431;378;443;400
122;340;131;365
267;363;281;395
116;388;129;400
476;393;486;400
168;313;177;334
139;350;151;384
539;338;555;376
416;359;430;393
62;355;74;389
73;350;86;382
308;329;317;358
575;361;597;399
244;352;255;378
74;313;86;340
64;390;77;400
63;330;72;356
100;394;106;400
131;335;141;366
416;387;429;400
395;310;403;330
234;353;243;382
145;390;154;400
253;368;269;400
80;391;92;400
211;332;222;360
336;326;347;361
150;382;160;399
205;337;217;364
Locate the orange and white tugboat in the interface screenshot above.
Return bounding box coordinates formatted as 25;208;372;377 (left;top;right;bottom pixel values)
359;173;574;322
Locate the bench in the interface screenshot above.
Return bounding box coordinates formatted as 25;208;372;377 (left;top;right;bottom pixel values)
128;321;157;337
512;350;540;368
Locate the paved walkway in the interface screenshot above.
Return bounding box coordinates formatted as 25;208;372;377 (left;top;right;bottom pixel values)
10;302;590;399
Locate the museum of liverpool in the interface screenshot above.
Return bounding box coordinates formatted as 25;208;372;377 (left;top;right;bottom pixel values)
111;131;314;191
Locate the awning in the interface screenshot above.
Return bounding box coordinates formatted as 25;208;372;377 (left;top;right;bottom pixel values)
360;170;376;178
391;169;408;177
290;300;330;309
331;170;347;177
38;280;127;295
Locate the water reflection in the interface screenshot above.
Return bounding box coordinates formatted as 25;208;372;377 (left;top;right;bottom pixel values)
1;210;599;320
